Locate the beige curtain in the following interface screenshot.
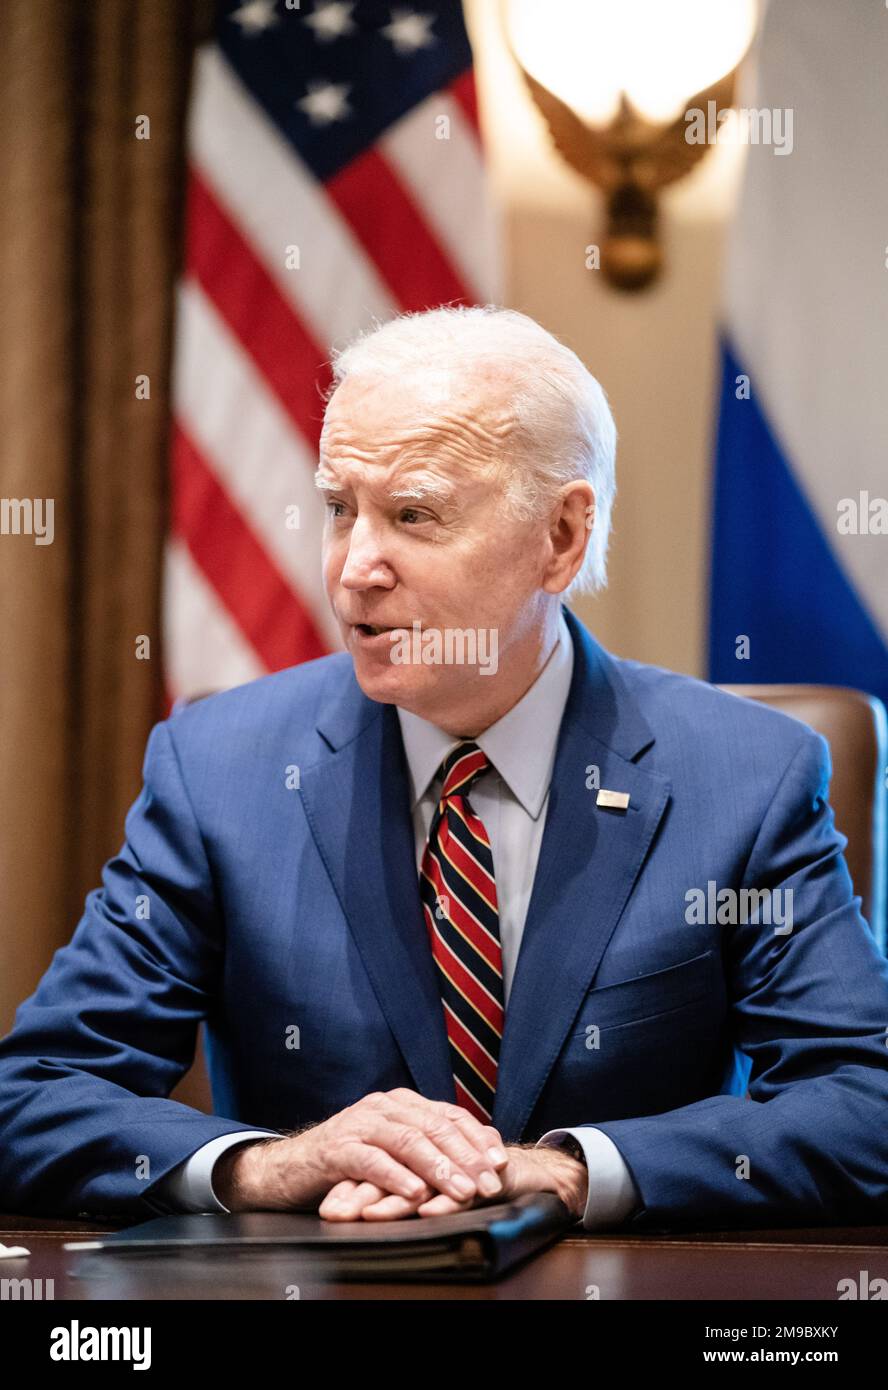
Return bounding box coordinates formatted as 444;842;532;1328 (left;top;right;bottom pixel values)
0;0;214;1033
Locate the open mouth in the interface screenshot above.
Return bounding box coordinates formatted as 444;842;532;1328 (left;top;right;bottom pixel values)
354;623;393;636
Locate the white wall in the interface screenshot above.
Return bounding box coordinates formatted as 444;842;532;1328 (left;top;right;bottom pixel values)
465;0;750;676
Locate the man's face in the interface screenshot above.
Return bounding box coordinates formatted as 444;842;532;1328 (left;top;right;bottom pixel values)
318;369;551;722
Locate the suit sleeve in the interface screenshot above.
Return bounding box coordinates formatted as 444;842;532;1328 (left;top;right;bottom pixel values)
590;727;888;1230
537;1127;640;1227
0;718;278;1219
154;1132;283;1213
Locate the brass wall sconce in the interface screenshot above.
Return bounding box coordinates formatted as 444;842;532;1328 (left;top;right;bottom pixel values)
503;1;756;291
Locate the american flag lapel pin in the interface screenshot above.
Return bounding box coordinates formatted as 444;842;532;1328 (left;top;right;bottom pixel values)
596;788;631;811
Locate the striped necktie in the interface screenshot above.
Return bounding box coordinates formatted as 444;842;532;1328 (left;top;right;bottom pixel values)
419;740;504;1123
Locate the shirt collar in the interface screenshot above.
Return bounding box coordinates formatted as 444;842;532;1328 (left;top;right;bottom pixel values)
396;607;575;821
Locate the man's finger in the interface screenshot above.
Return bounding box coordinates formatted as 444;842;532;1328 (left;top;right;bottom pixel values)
368;1104;505;1200
357;1116;482;1202
358;1192;425;1221
337;1138;438;1201
386;1092;509;1167
319;1179;380;1220
416;1191;472;1217
429;1106;510;1170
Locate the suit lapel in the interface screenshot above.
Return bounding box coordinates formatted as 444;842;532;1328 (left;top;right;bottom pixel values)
491;609;671;1140
298;671;455;1103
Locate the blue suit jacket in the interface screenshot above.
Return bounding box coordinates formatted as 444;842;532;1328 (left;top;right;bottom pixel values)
2;605;888;1228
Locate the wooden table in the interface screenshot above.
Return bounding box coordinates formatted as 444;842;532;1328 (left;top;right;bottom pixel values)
4;1213;888;1300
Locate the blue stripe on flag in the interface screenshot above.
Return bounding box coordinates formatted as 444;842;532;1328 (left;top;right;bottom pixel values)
708;337;888;710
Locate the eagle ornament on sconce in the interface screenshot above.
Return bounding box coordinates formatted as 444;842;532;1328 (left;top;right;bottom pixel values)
515;66;736;291
501;0;757;290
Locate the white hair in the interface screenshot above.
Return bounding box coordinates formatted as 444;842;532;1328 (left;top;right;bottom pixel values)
324;304;617;596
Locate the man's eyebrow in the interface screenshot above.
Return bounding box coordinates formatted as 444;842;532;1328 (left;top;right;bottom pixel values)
388;481;456;504
313;471;456;505
313;471;341;492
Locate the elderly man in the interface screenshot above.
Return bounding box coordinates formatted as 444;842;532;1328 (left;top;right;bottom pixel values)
1;304;888;1232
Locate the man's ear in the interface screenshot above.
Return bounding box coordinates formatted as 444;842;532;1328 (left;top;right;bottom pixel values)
543;482;595;593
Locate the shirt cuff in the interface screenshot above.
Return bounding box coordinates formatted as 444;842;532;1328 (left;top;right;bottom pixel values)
154;1130;283;1213
536;1126;640;1229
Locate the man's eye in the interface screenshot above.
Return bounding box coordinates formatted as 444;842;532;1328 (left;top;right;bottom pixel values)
400;508;430;524
325;500;346;518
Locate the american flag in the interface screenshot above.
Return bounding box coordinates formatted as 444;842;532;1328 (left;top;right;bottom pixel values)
163;0;499;702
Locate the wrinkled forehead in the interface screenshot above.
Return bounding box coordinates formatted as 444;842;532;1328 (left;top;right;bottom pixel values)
319;360;521;457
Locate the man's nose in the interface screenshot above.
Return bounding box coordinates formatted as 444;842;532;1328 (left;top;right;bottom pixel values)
338;516;395;589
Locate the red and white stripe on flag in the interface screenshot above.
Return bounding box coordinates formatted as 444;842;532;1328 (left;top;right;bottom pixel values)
163;2;499;706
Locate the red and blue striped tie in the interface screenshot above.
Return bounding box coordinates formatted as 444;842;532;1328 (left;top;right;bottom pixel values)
419;741;504;1123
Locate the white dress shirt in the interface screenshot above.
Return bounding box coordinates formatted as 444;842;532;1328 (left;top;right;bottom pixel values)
157;609;640;1228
